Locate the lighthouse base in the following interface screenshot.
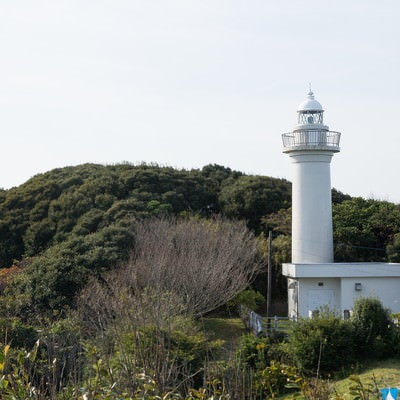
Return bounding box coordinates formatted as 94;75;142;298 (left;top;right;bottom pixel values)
283;262;400;319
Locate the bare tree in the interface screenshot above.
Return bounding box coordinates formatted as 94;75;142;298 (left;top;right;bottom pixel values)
77;217;262;393
129;217;262;316
80;217;262;325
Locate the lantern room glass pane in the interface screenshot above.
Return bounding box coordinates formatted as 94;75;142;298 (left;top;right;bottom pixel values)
298;111;323;125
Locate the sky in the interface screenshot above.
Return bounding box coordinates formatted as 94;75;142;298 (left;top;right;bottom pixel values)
1;1;400;202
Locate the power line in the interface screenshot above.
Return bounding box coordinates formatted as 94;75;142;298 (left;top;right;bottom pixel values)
335;243;386;252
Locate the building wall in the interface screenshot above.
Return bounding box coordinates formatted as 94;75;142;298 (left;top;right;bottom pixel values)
341;277;400;314
296;277;341;318
283;262;400;318
287;278;298;318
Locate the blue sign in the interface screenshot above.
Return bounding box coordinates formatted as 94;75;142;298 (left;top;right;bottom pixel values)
381;388;398;400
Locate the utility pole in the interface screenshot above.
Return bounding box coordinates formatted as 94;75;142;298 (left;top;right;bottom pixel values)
266;230;272;322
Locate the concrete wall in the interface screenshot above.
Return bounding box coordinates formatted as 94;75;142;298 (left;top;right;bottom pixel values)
287;278;298;318
293;276;400;318
283;262;400;318
341;277;400;314
296;277;341;318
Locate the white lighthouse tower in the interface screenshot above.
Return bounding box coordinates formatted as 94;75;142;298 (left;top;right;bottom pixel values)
282;90;341;263
282;90;400;319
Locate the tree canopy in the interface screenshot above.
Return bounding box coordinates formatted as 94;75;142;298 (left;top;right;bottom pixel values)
0;163;290;316
0;162;399;318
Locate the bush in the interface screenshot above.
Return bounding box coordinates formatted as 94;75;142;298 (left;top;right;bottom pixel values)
236;334;272;370
203;358;300;400
228;289;265;312
256;361;298;398
0;318;38;349
78;285;224;396
351;297;393;359
388;324;400;357
118;325;214;387
287;314;355;376
39;316;83;393
209;335;296;399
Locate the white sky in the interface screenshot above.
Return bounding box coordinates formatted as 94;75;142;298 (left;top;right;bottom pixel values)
1;1;399;202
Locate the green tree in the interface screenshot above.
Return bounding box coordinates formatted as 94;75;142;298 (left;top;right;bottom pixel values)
387;232;400;262
333;198;400;261
7;224;134;316
219;175;291;232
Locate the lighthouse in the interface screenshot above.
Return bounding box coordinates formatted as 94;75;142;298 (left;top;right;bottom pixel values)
282;91;400;319
282;90;341;263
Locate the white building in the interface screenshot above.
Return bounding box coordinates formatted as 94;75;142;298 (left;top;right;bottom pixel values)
282;91;400;319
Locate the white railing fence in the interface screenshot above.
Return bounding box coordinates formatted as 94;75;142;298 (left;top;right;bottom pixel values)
240;305;291;337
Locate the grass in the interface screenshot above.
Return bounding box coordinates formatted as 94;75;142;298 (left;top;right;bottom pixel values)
334;358;400;394
201;317;245;342
277;358;400;399
201;317;246;358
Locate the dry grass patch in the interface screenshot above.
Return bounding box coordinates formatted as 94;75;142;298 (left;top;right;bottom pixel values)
201;317;246;358
334;359;400;395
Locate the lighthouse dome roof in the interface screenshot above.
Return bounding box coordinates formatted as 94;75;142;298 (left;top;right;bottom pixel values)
297;90;324;112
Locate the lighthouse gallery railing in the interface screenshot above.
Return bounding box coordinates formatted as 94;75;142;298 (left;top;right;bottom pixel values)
282;130;341;148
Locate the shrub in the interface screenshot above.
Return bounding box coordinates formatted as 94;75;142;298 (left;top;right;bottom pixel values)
388;324;400;357
78;286;224;396
233;333;297;397
351;297;392;359
287;314;355;376
0;318;38;349
228;289;265;312
256;361;299;398
120;326;213;386
38;316;83;394
236;334;274;370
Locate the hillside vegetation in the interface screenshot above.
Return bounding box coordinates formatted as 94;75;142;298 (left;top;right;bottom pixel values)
0;163;291;265
0;163;398;399
0;163;400;317
0;163;290;316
